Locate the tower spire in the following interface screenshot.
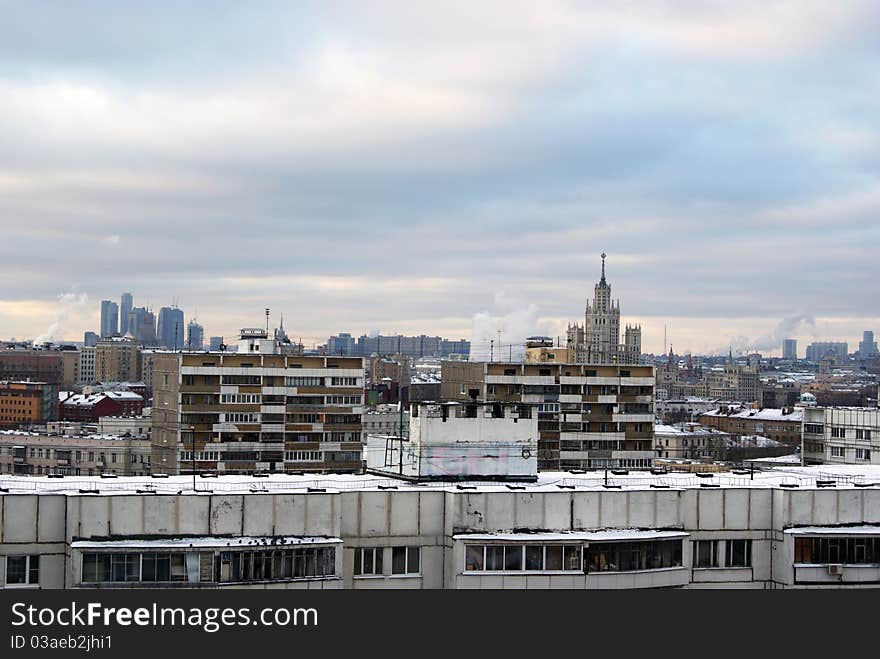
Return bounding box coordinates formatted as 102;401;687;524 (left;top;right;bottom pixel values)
600;252;606;283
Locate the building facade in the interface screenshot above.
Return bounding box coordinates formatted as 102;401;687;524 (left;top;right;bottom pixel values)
120;292;133;336
441;360;654;470
806;342;848;363
157;306;185;350
803;407;879;465
699;406;803;449
783;339;797;361
151;329;365;476
0;381;58;427
3;467;880;589
100;300;119;338
95;337;141;383
567;254;641;365
0;433;151;476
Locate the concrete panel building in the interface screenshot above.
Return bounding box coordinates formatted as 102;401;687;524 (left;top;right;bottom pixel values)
151;328;365;476
2;466;880;590
442;361;654;471
803;407;880;465
0;432;151;476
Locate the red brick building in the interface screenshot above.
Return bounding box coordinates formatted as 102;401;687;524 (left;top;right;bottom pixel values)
59;391;144;423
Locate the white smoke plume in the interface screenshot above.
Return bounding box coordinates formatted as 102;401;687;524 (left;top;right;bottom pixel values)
34;290;90;344
470;292;558;361
714;312;816;355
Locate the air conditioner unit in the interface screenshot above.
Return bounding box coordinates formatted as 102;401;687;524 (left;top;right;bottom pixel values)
827;564;843;576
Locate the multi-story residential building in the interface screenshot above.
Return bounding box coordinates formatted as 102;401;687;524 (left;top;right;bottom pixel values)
77;346;96;384
97;414;151;438
704;360;760;403
0;381;58;427
0;432;151;476
57;345;79;388
806;342;848;363
120;292;133;336
95;336;140;383
4;465;880;589
157;306;185;350
327;333;357;355
783;338;797;361
566;254;642;365
59;391;144;423
99;300;119;338
0;349;63;386
802;406;879;465
441;360;654;470
654;423;730;460
699;406;803;449
151;328;365;476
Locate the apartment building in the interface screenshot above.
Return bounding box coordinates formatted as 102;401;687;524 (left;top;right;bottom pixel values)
699;406;803;448
3;466;880;590
803;407;880;465
0;432;151;476
441;361;654;470
77;346;96;385
0;381;58;427
151;328;365;475
0;350;63;387
95;336;141;383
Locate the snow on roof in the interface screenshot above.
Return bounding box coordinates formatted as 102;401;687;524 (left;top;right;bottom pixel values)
2;465;880;496
702;407;804;422
61;391;143;407
452;530;689;542
784;526;880;536
71;535;342;549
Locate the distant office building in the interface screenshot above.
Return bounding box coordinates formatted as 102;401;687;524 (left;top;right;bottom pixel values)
119;292;133;336
783;338;797;361
805;342;848;363
331;333;470;359
327;333;357;355
186;321;204;351
127;307;157;346
83;331;99;348
859;331;878;359
99;300;119;338
156;307;185;349
209;336;224;351
567;254;641;365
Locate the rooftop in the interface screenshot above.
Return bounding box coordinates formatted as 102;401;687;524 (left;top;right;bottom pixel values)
1;465;879;496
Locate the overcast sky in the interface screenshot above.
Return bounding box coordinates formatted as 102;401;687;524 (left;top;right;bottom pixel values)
1;1;878;357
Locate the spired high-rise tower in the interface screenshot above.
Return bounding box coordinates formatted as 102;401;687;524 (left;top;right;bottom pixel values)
566;253;641;364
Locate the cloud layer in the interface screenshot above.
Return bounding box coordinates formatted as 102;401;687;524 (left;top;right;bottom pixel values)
1;1;878;354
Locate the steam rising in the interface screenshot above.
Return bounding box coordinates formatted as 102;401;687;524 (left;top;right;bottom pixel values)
34;291;89;344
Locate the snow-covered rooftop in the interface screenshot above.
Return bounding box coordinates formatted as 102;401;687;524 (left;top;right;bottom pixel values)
1;465;879;496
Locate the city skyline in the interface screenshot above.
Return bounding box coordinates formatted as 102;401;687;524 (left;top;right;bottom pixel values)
2;2;879;354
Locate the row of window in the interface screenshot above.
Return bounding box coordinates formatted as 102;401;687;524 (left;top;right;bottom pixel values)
693;540;753;568
794;537;880;565
220;394;261;404
353;547;420;576
1;448;147;463
830;447;872;460
80;548;337;584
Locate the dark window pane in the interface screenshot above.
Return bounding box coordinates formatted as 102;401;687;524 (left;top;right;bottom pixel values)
392;546;407;574
504;546;522;571
525;546;543;571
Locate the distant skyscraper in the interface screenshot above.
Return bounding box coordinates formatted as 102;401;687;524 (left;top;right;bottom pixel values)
783;338;797;361
120;292;133;335
805;342;848;363
100;300;119;338
83;331;99;347
566;253;641;364
209;336;224;351
187;320;204;350
859;331;878;358
157;306;185;349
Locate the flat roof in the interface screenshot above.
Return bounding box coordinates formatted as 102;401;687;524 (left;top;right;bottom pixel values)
71;536;342;549
1;465;879;496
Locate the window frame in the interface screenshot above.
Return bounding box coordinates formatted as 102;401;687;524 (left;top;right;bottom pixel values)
5;554;40;587
390;546;421;576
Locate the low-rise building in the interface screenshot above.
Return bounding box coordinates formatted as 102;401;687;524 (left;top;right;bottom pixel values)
0;381;58;427
59;391;144;423
699;406;803;449
0;431;151;476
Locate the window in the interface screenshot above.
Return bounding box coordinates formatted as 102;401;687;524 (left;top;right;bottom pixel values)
794;537;879;565
725;540;752;567
856;449;871;461
353;548;383;576
856;429;872;440
330;377;359;387
831;446;845;458
6;555;39;585
693;540;718;568
585;540;682;573
286;377;324;387
831;427;846;438
465;544;583;572
391;546;420;575
804;424;823;435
